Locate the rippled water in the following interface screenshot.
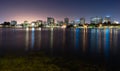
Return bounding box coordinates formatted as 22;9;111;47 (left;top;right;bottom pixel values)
0;28;120;69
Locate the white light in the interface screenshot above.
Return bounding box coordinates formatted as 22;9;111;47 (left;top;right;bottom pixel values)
39;28;41;31
51;28;54;31
114;21;119;24
106;16;110;17
32;28;35;31
74;24;77;27
26;28;29;31
32;23;35;26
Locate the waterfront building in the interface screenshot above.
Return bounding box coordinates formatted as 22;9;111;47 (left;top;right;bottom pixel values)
43;21;47;25
11;20;17;26
36;20;43;26
47;17;55;25
91;17;103;24
75;19;80;24
57;21;64;26
103;16;111;23
23;21;29;27
80;17;85;24
113;20;119;24
31;21;37;27
64;18;69;24
70;20;75;24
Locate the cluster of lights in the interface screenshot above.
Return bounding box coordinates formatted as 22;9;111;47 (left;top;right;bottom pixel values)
61;25;67;28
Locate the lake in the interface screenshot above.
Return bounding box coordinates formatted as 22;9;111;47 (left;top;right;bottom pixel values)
0;28;120;70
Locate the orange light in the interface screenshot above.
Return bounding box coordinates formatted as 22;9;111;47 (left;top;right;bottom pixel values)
61;24;67;28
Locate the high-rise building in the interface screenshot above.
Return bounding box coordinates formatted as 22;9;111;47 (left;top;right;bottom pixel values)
91;17;103;24
11;20;17;25
47;17;55;25
64;18;69;24
80;17;85;24
103;16;111;23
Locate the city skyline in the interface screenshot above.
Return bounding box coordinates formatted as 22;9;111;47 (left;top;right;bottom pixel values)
0;16;119;24
0;0;120;23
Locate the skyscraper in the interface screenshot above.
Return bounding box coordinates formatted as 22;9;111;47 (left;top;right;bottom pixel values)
80;17;85;24
47;17;55;25
64;18;69;24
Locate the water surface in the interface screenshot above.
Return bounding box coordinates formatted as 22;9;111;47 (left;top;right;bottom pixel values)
0;28;120;69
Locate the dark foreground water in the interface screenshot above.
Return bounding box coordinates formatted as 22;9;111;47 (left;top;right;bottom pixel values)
0;28;120;70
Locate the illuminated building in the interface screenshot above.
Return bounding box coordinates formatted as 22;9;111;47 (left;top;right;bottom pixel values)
11;20;17;26
43;21;47;25
23;21;29;27
36;20;43;26
74;19;80;24
103;16;111;23
24;21;29;24
31;21;36;27
36;20;43;24
80;17;85;24
64;18;69;24
113;20;119;24
57;21;64;26
70;20;75;24
91;17;103;24
47;17;55;25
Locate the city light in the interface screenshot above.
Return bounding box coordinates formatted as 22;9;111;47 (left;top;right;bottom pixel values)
31;23;35;27
114;21;119;24
83;25;87;28
26;28;29;31
61;25;67;28
32;28;35;31
39;28;41;31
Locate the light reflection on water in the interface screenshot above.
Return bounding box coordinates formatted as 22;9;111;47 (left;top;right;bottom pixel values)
31;28;35;49
25;29;29;50
1;28;120;66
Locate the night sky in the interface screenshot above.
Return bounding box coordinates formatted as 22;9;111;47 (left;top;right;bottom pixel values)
0;0;120;23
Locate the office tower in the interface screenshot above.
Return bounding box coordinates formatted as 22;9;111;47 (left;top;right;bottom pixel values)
64;18;69;24
91;17;103;24
80;17;85;24
47;17;55;25
103;16;111;23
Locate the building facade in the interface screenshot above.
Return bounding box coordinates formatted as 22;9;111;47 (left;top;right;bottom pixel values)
11;20;17;26
47;17;55;25
91;17;103;24
103;16;111;23
80;17;85;24
64;18;69;24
